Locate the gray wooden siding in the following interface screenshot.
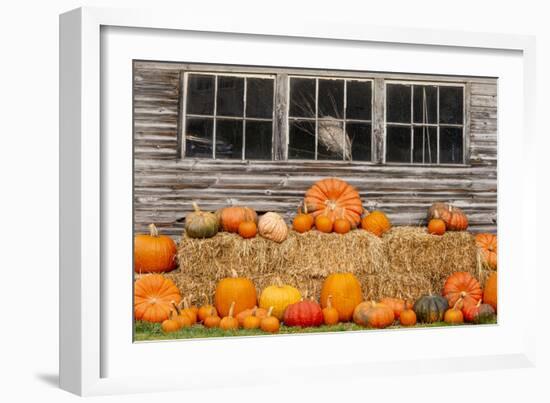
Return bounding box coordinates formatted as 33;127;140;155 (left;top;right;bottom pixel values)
133;62;497;237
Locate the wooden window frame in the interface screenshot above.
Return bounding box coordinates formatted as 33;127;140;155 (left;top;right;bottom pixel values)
384;80;468;166
178;63;474;166
180;71;276;160
286;75;374;161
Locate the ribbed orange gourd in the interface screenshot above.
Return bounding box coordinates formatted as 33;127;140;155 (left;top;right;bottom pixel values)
134;224;177;273
476;233;497;270
304;178;363;228
134;274;181;323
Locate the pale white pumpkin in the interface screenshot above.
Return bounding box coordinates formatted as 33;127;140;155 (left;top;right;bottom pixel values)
258;212;289;243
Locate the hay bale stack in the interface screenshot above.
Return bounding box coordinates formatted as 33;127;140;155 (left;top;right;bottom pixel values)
168;230;387;302
166;226;491;304
382;227;491;298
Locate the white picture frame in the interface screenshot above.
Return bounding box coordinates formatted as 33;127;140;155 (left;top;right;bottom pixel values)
59;6;537;396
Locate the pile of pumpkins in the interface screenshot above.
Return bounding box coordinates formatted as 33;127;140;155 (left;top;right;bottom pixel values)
183;178;393;242
134;269;498;334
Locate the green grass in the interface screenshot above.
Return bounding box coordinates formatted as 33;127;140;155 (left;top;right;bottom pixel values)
134;319;495;342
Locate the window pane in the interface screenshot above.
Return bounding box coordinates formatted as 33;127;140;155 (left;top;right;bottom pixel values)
386;125;411;163
318;121;344;160
440;127;463;164
289;78;316;118
413;85;437;124
245;121;272;160
217;76;244;117
346;80;372;120
246;78;274;119
289;120;316;159
216;119;243;159
318;79;344;119
347;122;371;161
413;126;437;164
185;118;213;158
186;74;215;115
439;86;463;124
386;84;411;123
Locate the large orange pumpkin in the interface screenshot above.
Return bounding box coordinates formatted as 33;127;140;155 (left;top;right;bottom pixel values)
361;211;391;237
134;274;181;323
483;272;497;312
320;273;363;322
214;270;257;317
427;203;468;231
217;206;258;233
442;272;483;309
134;224;177;273
476;233;497;270
304;178;363;228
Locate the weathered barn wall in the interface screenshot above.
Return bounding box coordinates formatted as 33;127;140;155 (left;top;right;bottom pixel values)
133;62;497;237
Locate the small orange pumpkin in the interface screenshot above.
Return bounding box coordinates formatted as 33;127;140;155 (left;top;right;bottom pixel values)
161;313;181;333
219;301;239;330
444;298;464;324
134;224;177;273
315;215;333;233
361;211;391;237
236;306;268;327
322;295;340;325
197;294;217;322
476;233;497;270
178;297;197;325
238;221;258;239
427;218;446;235
333;210;351;234
203;308;221;328
242;314;261;329
399;308;417;326
260;307;280;333
293;203;314;233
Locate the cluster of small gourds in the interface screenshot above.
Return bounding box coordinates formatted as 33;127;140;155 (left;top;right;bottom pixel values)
135;268;498;335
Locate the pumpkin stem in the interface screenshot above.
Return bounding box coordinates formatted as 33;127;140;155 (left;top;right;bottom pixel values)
230;269;238;278
210;307;216;317
433;210;439;219
228;301;236;318
267;306;274;317
202;292;209;306
303;202;309;215
182;297;190;310
192;202;201;213
171;301;180;315
327;295;333;309
275;277;283;287
452;297;463;311
148;223;159;237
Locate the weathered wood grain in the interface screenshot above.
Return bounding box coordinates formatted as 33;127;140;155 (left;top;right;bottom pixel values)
132;63;498;235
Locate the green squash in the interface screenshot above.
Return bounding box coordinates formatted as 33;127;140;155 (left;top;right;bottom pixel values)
413;295;448;323
184;202;219;238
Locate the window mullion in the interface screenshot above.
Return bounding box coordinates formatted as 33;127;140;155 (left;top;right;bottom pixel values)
315;78;319;160
372;78;385;163
242;78;247;161
410;85;414;164
273;73;288;160
212;75;218;159
343;80;347;161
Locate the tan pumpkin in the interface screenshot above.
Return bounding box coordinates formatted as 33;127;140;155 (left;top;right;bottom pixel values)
320;273;363;322
258;212;289;243
427;203;468;231
476;233;497;270
184;202;219;238
259;281;302;320
134;224;177;273
361;211;391;237
304;178;363;228
217;206;258;233
134;274;181;323
214;270;257;317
